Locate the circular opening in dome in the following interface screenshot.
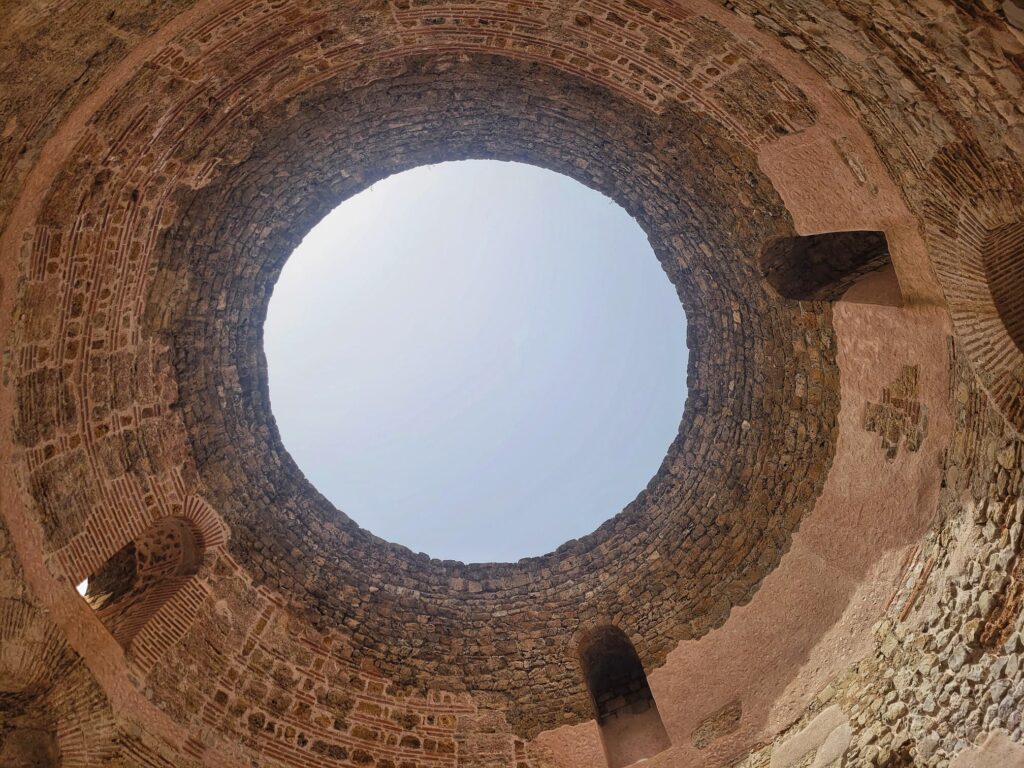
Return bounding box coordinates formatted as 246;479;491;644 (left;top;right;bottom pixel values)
264;160;687;563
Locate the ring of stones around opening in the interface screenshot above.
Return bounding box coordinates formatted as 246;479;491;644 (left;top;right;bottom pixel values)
145;54;839;731
13;13;841;738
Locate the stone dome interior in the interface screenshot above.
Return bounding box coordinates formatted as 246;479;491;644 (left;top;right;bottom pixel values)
261;159;690;565
1;1;1023;767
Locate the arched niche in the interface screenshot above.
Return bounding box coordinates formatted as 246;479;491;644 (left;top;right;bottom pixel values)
983;222;1024;354
578;625;671;768
81;517;204;649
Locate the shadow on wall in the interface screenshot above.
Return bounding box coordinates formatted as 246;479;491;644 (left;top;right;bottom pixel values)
761;230;901;307
0;726;59;768
578;625;672;768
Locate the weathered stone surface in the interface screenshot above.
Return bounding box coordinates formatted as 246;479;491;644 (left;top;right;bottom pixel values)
863;365;929;461
1;1;1023;766
692;700;742;750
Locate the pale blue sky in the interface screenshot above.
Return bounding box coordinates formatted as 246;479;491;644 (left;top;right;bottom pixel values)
264;161;687;563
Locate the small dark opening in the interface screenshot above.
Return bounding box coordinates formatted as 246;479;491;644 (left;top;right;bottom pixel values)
81;517;203;649
761;230;899;304
578;625;671;767
86;541;138;610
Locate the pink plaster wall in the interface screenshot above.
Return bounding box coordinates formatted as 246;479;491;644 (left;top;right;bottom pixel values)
600;706;673;768
534;302;952;767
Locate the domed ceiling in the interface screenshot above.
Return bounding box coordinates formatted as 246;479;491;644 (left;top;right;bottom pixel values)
1;2;1023;767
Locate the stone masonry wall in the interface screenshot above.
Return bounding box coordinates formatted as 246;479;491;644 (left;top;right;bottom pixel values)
2;2;1024;767
727;341;1024;767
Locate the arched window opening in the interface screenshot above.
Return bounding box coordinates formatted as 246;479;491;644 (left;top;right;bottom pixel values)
578;626;671;768
81;517;204;649
761;230;899;305
983;222;1024;353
